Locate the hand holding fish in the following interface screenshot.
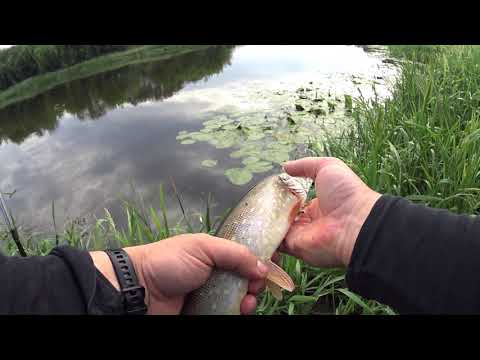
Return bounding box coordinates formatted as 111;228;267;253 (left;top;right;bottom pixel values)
93;233;269;315
281;157;381;267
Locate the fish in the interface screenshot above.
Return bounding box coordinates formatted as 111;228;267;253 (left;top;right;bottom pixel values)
181;172;313;315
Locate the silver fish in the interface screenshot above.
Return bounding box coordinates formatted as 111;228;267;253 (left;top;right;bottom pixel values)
182;173;313;315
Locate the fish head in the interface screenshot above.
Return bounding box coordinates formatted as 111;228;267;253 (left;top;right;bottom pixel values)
278;173;313;203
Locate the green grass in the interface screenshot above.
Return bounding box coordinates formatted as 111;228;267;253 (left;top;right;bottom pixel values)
0;45;215;110
386;45;444;64
318;45;480;214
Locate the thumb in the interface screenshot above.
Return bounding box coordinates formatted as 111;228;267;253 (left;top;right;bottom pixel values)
283;157;342;180
195;235;269;280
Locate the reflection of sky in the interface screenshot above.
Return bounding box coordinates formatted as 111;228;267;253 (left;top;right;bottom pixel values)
183;45;394;90
0;45;398;233
0;100;270;232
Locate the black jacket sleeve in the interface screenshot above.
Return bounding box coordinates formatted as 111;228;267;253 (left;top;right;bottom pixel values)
0;246;124;315
346;195;480;314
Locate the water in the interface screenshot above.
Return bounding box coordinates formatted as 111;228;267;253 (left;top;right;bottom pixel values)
0;45;398;234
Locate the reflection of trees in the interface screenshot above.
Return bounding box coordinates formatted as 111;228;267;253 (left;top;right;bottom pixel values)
0;46;235;144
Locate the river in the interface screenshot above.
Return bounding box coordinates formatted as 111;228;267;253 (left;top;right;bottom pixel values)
0;45;398;235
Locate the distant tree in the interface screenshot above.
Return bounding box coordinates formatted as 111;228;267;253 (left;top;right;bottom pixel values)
0;45;133;91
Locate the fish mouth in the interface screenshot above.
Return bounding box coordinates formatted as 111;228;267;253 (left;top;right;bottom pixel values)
278;173;313;202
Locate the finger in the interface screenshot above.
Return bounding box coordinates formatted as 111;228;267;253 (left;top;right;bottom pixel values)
240;294;257;315
248;279;266;295
282;157;339;179
196;234;269;280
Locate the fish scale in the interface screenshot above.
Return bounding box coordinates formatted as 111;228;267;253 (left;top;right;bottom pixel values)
182;173;312;315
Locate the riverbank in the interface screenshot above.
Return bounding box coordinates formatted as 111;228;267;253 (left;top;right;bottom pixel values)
0;45;216;110
0;45;132;91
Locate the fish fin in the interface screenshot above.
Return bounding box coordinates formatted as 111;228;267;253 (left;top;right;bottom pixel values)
265;259;295;292
266;279;283;301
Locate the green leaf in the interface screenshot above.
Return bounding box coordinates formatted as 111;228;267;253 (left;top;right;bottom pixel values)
337;288;373;314
190;132;211;141
180;139;196;145
245;161;274;174
201;159;218;168
225;168;253;186
290;295;318;304
242;156;261;165
262;150;290;164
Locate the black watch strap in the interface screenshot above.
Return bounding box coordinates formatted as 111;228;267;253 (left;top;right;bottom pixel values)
105;249;148;315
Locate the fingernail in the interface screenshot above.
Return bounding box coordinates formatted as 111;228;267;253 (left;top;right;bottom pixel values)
257;260;269;276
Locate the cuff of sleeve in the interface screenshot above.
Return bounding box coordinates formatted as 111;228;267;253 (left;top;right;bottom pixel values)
345;195;413;309
49;246;125;315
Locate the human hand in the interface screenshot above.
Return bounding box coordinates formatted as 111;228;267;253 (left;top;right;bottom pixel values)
92;234;269;315
280;157;381;268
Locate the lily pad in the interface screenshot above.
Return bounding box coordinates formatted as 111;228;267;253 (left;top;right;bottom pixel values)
176;133;192;141
246;161;274;174
225;168;253;186
274;132;292;144
242;156;262;166
190;132;212;142
223;124;238;130
201;159;218;168
229;143;263;159
246;132;266;141
203;116;231;128
268;142;295;153
262;150;290;164
209;137;237;149
180;139;196;145
230;149;248;159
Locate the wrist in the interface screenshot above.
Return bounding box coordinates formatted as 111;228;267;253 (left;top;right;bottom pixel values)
90;246;150;313
90;251;120;291
339;189;381;267
123;245;150;311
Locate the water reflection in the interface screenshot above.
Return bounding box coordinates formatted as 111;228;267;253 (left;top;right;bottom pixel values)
0;45;397;234
0;46;235;144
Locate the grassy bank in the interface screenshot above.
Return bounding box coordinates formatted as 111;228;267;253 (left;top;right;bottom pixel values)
0;45;215;110
0;45;132;91
320;45;480;215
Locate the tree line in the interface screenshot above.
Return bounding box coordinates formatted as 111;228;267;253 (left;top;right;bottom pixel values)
0;45;133;91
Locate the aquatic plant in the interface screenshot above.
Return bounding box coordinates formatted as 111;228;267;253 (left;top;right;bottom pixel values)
177;87;353;186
